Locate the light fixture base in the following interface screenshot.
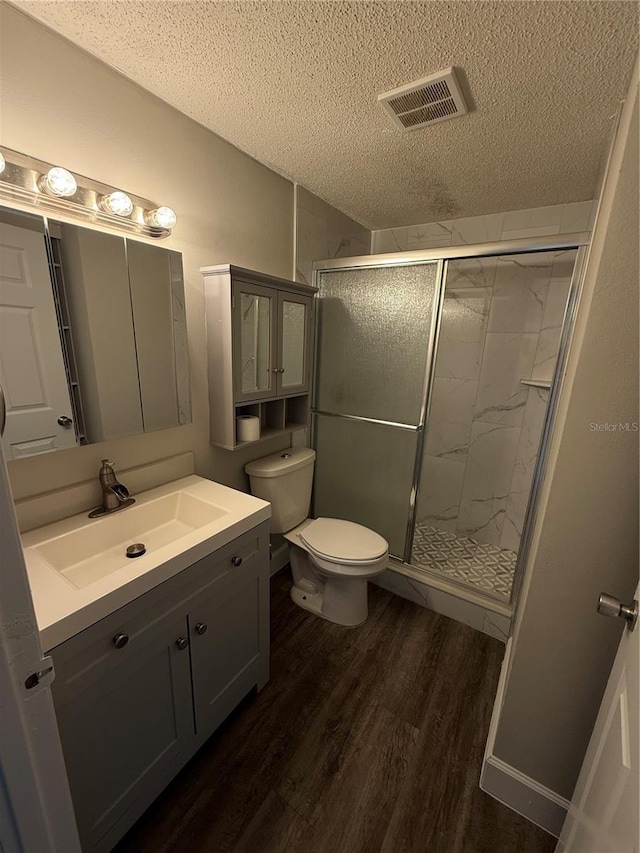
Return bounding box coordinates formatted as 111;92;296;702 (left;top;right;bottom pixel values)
0;146;175;238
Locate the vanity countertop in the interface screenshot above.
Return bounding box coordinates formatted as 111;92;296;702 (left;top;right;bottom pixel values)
21;475;270;650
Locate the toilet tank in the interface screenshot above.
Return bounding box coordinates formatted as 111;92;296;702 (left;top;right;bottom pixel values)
245;447;315;534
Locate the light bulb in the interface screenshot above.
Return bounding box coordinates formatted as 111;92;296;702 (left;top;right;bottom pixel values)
145;206;177;229
39;166;77;198
0;153;5;175
99;191;133;217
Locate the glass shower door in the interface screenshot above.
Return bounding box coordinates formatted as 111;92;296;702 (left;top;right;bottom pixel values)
312;262;441;558
412;249;577;600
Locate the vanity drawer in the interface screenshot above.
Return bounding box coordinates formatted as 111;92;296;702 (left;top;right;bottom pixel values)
174;527;262;601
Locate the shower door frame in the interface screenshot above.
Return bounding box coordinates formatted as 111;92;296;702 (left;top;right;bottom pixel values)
312;231;590;605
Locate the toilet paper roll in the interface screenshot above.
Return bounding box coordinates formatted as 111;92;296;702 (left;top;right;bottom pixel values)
236;415;261;442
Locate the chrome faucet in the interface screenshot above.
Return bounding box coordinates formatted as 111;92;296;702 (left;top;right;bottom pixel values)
88;460;135;518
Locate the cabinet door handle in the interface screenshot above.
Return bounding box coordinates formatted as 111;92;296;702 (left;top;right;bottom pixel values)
113;633;129;649
176;637;189;651
195;622;208;636
271;367;285;373
231;555;243;567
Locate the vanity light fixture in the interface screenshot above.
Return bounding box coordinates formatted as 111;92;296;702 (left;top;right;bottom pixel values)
0;146;177;238
99;191;134;217
38;166;78;198
145;206;177;230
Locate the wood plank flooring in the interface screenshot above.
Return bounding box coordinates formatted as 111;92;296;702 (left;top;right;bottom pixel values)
115;571;556;853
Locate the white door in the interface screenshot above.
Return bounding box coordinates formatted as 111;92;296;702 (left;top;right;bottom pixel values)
0;221;77;458
0;431;81;850
557;584;639;852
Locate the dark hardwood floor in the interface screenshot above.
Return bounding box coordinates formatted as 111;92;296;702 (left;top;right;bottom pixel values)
115;571;556;853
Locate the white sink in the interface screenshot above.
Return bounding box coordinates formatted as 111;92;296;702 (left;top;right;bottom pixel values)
34;492;228;589
21;475;271;650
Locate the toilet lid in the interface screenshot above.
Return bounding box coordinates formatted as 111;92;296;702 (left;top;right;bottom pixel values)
299;517;388;563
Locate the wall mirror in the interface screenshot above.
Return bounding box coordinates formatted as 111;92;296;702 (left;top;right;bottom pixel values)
0;206;191;460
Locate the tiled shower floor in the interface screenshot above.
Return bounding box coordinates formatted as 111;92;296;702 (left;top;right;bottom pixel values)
411;523;517;599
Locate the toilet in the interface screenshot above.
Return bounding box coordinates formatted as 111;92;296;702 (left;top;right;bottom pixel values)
245;447;388;627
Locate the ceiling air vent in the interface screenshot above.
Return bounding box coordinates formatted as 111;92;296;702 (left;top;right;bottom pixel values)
378;67;468;131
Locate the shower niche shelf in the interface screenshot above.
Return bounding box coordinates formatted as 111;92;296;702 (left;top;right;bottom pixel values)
202;264;316;451
520;378;552;390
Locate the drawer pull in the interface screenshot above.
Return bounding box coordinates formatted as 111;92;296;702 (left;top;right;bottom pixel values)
113;633;129;649
231;555;243;567
195;622;208;636
176;637;189;651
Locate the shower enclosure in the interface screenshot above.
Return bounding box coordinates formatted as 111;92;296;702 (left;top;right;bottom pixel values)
311;236;588;605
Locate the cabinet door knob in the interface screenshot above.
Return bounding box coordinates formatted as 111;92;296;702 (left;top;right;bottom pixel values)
113;633;129;649
195;622;208;636
176;637;189;651
271;367;285;373
231;555;243;567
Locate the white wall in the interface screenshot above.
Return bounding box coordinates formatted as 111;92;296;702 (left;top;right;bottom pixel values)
489;59;639;806
0;5;298;499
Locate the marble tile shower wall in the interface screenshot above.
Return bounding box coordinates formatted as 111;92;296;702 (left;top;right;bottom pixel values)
416;249;576;554
372;201;594;559
295;185;370;285
371;201;595;254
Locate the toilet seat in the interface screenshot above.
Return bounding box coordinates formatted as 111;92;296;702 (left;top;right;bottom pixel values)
299;517;388;565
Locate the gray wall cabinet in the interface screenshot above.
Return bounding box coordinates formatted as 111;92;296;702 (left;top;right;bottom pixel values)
202;264;317;450
49;521;270;852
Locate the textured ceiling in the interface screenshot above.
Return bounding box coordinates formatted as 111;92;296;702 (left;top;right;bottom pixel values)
12;1;639;229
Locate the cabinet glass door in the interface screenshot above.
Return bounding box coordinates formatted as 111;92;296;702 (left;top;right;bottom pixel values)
277;292;311;395
233;281;277;401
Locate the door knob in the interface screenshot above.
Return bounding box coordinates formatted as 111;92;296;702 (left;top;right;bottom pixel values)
176;637;189;651
597;593;638;631
57;415;73;427
195;622;208;636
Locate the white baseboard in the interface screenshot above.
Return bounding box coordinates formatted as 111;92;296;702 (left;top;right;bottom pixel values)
481;637;569;838
270;543;289;577
481;757;569;838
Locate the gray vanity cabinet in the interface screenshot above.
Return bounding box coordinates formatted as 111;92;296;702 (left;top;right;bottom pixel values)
189;560;263;735
49;522;270;853
51;610;194;852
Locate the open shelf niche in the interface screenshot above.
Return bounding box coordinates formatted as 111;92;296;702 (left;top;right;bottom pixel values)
234;395;310;449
